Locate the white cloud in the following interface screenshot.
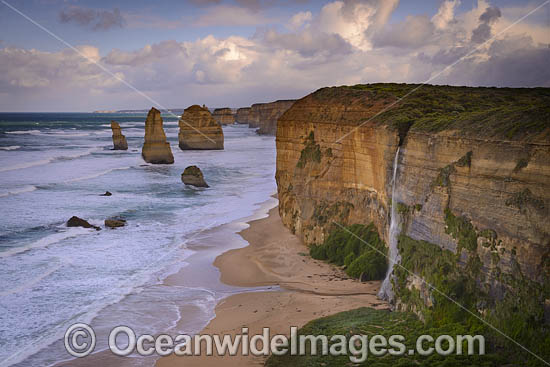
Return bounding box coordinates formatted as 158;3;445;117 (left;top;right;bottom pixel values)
432;0;460;30
288;11;312;31
1;0;549;111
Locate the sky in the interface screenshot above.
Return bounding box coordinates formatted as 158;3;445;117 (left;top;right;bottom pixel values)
0;0;549;111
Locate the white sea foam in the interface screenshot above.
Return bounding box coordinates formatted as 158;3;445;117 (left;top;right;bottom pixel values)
0;148;96;173
0;146;21;151
0;185;37;198
5;130;41;135
0;227;91;259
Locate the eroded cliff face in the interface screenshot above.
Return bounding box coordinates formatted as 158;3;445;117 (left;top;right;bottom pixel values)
142;107;174;164
249;100;296;135
276;84;550;325
213;108;235;125
179;105;224;150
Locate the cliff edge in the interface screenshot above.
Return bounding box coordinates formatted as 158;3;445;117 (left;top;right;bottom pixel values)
276;83;550;355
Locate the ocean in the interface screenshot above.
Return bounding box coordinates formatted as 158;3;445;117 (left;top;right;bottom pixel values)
0;113;277;366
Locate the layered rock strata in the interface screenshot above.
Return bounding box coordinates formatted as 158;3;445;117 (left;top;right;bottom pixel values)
248;100;296;135
142;107;174;164
179;105;224;150
276;84;550;332
235;107;251;124
110;121;128;150
213;108;235;125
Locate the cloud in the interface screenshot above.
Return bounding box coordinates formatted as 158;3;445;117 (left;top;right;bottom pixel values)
288;11;312;31
193;5;271;26
2;0;549;112
431;0;460;30
59;6;125;31
471;6;501;43
373;15;435;48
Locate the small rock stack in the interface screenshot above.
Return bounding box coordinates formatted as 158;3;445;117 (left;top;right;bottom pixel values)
110;121;128;150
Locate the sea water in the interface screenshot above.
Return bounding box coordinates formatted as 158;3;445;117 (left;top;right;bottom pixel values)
0;113;276;366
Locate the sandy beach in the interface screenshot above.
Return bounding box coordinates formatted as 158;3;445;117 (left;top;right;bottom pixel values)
157;205;388;367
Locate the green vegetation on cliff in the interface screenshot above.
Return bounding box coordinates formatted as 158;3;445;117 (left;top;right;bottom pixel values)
266;307;503;367
310;224;387;280
317;83;550;139
393;234;550;366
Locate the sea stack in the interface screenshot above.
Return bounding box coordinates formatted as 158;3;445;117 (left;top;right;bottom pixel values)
212;108;235;125
110;121;128;150
235;107;251;124
142;107;174;164
181;166;209;188
178;105;224;150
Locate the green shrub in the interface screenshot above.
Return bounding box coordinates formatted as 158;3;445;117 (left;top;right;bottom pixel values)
309;223;387;280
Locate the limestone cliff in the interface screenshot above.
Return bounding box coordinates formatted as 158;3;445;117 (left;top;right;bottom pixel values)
179;105;224;150
235;107;251;124
248;100;296;135
276;84;550;341
110;121;128;150
213;108;235;125
142;107;174;164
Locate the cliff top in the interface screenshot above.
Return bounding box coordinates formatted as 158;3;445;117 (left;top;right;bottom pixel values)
288;83;550;142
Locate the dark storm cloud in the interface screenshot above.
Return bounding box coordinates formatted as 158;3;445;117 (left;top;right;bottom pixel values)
59;6;125;31
471;6;502;44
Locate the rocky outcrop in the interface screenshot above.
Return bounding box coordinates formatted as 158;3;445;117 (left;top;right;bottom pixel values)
213;108;235;125
179;105;224;150
249;100;296;135
235;107;251;124
276;84;550;339
105;218;126;228
100;191;112;196
181;166;209;187
110;121;128;150
142;107;174;164
67;216;100;230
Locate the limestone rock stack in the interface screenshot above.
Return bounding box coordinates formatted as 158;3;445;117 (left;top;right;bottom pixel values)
142;107;174;164
181;166;209;188
235;107;251;124
248;100;296;135
178;105;224;150
213;108;235;125
110;121;128;150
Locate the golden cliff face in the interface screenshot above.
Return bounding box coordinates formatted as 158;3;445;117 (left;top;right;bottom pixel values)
276;84;550;293
179;105;224;150
249;100;296;135
142;107;174;164
212;108;235;125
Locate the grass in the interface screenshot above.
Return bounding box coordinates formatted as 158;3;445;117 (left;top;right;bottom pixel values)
309;223;387;281
265;307;505;367
312;83;550;140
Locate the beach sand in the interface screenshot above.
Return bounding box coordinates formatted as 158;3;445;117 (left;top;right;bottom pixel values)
157;206;388;367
